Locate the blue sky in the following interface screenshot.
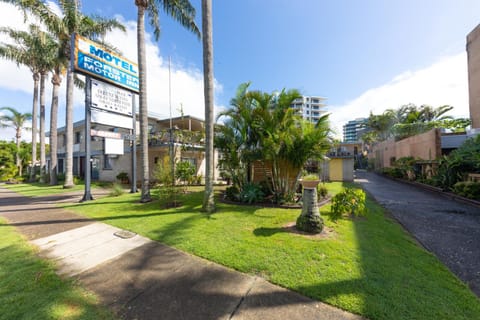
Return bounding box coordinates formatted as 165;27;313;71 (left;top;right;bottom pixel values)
1;0;480;140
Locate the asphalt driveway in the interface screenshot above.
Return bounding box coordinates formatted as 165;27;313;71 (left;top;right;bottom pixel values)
356;170;480;297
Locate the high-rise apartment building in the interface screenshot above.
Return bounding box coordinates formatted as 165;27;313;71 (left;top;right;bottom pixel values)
343;118;368;142
290;96;326;123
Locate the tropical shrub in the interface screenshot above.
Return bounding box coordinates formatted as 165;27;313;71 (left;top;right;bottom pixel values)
239;182;264;204
225;186;240;201
317;184;328;199
435;134;480;190
330;188;367;221
453;181;480;200
215;83;331;203
175;161;196;185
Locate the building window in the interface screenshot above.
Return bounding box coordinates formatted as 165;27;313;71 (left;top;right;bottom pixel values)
104;155;113;170
75;131;81;144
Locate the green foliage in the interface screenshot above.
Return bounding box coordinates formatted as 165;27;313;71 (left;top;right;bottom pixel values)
436;134;480;190
225;185;240;201
116;171;129;182
317;184;328;199
154;156;181;206
175;161;196;185
302;173;319;180
239;182;264;204
381;167;403;178
109;183;125;197
216;82;331;202
453;181;480;200
330;188;366;221
0;141;17;179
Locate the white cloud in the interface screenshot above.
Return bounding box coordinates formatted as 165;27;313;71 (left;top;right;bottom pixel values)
329;52;469;139
0;3;224;141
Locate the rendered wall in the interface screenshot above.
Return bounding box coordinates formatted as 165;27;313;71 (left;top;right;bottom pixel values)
371;129;441;168
467;24;480;129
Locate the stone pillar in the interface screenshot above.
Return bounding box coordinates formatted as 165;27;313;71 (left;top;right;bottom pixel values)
296;180;324;233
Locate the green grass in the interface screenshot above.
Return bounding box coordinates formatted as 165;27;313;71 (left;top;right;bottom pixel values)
0;218;113;320
2;182;108;197
59;182;480;320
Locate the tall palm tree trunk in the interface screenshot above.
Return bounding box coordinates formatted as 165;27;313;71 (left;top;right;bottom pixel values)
137;4;151;202
39;72;47;182
64;67;74;188
49;74;60;185
201;0;215;213
29;72;39;181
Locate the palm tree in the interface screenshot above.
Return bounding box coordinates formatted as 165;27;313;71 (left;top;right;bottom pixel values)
0;106;32;176
24;0;125;188
134;0;200;202
201;0;215;213
0;25;47;181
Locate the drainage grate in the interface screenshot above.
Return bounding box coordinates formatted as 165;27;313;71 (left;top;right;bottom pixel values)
114;230;137;239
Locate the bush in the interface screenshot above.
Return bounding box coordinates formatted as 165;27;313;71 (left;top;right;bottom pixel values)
116;172;129;184
225;186;240;201
175;161;196;185
453;181;480;200
317;184;328;199
109;183;125;197
381;167;403;179
239;182;264;204
330;188;367;221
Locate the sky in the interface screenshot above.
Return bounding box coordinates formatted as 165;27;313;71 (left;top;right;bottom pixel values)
0;0;479;141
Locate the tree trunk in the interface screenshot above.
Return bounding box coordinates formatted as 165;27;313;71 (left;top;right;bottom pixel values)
39;72;47;183
63;66;75;188
49;74;60;185
201;0;215;213
29;73;39;182
137;4;151;202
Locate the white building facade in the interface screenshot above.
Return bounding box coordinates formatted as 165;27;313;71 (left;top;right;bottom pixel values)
290;96;326;123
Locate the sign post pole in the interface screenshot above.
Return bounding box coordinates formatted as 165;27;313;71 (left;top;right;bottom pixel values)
130;95;137;193
81;76;93;202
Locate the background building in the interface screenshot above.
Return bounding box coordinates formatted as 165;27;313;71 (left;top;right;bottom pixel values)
342;117;368;142
291;96;326;123
467;24;480;129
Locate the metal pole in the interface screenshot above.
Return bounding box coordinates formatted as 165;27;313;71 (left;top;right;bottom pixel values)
130;94;137;193
81;76;93;201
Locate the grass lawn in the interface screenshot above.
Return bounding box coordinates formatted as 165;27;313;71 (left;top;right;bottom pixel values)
57;182;480;320
1;181;108;197
0;217;113;320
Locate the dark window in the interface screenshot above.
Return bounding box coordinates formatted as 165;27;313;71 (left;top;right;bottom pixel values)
104;155;113;170
75;131;81;144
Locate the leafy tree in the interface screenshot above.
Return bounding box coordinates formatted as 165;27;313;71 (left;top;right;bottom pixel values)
216;83;331;202
0;141;17;179
134;0;200;203
17;0;125;188
0;107;32;176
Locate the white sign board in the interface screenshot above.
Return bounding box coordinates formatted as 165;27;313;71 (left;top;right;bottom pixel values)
91;108;133;129
91;79;133;116
105;138;124;155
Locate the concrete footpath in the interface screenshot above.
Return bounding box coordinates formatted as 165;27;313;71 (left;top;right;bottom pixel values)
0;186;362;320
